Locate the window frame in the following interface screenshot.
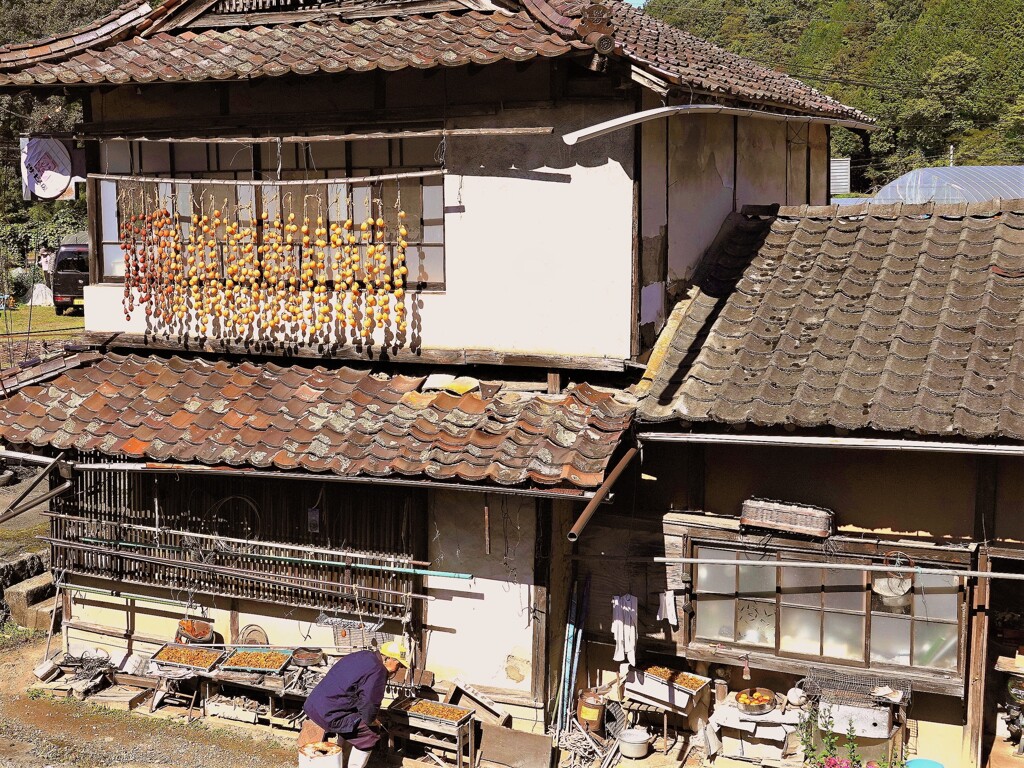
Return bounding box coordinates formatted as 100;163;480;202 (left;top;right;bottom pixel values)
94;137;446;290
689;537;966;676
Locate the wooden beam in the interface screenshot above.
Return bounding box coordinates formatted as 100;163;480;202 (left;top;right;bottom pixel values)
77;331;629;372
963;550;990;768
95;127;554;143
974;455;997;542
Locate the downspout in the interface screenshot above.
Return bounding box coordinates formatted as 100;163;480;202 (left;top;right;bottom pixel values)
567;447;639;541
562;104;876;147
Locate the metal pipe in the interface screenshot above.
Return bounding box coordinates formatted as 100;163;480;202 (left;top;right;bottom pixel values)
44;512;429;566
638;430;1024;457
567;447;639;542
0;448;65;467
97;128;555;144
0;451;65;523
75;536;472;579
562;104;874;146
70;461;593;502
0;480;72;525
44;537;435;602
653;556;1023;581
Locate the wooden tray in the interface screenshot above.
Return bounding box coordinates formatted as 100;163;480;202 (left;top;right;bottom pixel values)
221;647;293;674
151;643;224;673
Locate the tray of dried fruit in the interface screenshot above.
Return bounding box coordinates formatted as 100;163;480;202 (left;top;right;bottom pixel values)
220;647;294;674
151;643;226;673
624;665;712;713
388;697;474;728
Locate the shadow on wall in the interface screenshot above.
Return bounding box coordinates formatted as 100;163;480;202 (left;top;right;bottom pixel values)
445;102;635;182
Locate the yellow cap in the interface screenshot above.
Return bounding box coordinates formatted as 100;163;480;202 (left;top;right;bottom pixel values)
379;640;409;666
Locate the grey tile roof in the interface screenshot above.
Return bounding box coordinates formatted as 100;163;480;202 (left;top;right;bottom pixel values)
638;200;1024;441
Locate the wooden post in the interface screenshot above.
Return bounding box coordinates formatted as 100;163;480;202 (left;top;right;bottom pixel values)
532;498;551;717
229;598;240;644
963;550;990;768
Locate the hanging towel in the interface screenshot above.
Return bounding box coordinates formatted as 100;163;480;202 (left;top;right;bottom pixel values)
611;593;638;668
657;591;678;627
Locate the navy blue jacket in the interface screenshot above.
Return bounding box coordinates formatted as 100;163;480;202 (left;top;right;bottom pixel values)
304;650;388;734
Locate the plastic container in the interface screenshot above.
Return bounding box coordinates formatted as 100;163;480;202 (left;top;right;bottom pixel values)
577;690;605;733
298;742;343;768
905;760;944;768
618;728;652;759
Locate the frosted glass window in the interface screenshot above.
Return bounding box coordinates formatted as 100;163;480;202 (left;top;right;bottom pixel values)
739;554;775;598
697;548;736;594
871;615;911;665
914;622;958;670
823;612;865;661
781;565;820;607
915;574;958;621
737;599;776;647
694;596;735;641
824;568;865;611
423;180;444;219
100;181;119;243
780;606;820;656
103;244;125;278
101;141;132;174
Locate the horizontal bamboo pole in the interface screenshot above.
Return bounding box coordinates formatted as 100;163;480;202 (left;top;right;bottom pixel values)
88;169;445;186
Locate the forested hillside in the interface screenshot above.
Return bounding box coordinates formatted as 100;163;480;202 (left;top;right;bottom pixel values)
645;0;1024;190
0;0;120;257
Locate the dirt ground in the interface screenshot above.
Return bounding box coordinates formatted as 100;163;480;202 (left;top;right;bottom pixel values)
0;467;56;561
0;638;300;768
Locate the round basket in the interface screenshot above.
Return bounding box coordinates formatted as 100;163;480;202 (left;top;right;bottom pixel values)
736;688;776;715
176;619;214;644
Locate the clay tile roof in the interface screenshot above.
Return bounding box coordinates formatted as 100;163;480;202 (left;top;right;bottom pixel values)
637;200;1024;440
0;353;635;489
0;10;583;86
0;0;865;121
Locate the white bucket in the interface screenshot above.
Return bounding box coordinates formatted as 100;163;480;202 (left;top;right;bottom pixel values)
298;742;343;768
618;728;652;759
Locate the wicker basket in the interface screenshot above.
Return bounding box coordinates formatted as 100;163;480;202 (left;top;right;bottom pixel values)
740;498;834;538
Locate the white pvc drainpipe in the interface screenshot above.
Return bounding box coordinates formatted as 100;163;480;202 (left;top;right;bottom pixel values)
638;431;1024;458
655;556;1024;581
562;104;875;146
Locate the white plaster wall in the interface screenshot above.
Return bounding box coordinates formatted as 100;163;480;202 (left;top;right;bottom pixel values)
85;102;636;361
424;490;536;694
736;118;788;207
666;113;735;284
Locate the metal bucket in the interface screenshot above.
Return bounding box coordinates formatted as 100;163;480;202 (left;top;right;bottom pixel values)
577;690;605;733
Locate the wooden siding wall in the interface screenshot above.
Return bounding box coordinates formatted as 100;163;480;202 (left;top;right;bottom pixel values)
52;461;427;619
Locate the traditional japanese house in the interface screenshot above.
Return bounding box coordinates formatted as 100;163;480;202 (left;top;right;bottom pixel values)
567;200;1024;766
0;0;871;747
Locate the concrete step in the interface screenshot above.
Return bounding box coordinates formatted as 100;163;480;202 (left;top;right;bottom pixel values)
21;595;60;632
5;571;55;628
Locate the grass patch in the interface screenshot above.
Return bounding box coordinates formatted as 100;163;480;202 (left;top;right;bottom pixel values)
0;521;48;559
0;620;43;651
0;305;84;336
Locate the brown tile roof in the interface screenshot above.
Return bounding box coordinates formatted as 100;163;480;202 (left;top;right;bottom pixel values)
637;200;1024;441
599;0;868;122
0;1;185;68
0;0;867;122
0;353;634;488
0;11;584;86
